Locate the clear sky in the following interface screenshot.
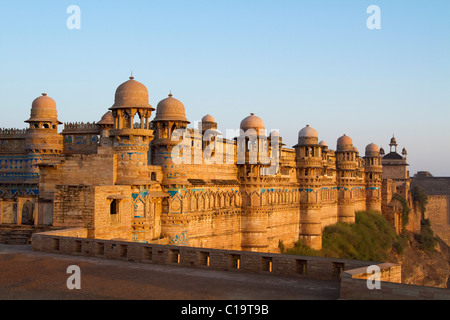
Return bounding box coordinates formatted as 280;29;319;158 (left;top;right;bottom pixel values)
0;0;449;176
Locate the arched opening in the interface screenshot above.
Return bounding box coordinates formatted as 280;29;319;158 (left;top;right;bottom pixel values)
21;201;34;225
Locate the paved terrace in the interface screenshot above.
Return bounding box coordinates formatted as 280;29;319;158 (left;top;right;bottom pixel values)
0;244;341;300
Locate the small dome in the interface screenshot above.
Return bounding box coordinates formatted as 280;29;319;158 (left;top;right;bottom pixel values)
32;93;56;110
319;140;327;147
353;147;359;153
110;77;153;110
298;125;318;138
365;143;380;156
98;111;114;126
202;114;216;123
153;93;189;123
240;113;265;132
390;136;397;145
26;93;61;123
336;134;353;151
270;130;280;137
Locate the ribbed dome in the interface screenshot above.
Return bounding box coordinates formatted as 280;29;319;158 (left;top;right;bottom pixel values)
298;125;318;138
365;143;380;156
153;93;189;122
26;93;61;123
202;114;216;123
98;111;114;125
110;77;153;110
240;113;265;132
336;134;353;151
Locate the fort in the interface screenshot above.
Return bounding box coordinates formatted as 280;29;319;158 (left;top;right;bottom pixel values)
0;75;424;252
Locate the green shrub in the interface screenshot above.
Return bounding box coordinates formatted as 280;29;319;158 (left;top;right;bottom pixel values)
411;186;429;218
415;219;438;253
392;194;410;229
285;211;405;261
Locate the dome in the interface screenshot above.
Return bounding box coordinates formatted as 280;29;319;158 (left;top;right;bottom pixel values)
153;93;189;122
298;125;318;138
365;143;380;156
336;134;353;151
202;114;216;123
110;77;153;110
97;111;114;126
240;113;265;132
270;130;280;137
26;93;61;123
297;125;319;145
390;136;397;145
319;140;327;147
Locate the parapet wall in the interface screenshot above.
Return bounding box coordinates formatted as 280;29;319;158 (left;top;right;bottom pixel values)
31;228;450;299
340;265;450;300
32;228;377;281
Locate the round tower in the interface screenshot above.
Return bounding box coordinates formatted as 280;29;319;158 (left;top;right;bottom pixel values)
151;93;190;187
238;113;269;252
24;93;63;154
336;134;357;223
364;143;382;212
293;125;322;250
109;76;155;185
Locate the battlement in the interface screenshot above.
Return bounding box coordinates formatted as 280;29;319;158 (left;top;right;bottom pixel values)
64;122;98;130
0;128;27;137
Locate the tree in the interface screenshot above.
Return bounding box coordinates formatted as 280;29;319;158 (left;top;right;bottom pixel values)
411;186;428;220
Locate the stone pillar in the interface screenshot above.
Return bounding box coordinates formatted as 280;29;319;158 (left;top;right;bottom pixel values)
33;199;39;226
337;199;355;223
0;200;3;225
299;205;322;250
240;209;269;252
16;198;23;226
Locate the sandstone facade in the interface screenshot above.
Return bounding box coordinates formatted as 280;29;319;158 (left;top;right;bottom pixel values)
0;77;412;252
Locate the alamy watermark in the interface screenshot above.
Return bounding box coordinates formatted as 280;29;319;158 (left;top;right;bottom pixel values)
366;265;381;290
66;5;81;30
66;265;81;290
169;125;281;176
367;5;381;30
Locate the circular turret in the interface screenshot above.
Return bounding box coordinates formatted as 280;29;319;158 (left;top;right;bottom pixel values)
298;125;319;145
153;93;189;123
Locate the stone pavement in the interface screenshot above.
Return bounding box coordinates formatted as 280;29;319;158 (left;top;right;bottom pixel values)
0;244;340;300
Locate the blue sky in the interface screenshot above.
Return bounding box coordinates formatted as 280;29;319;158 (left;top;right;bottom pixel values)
0;0;449;175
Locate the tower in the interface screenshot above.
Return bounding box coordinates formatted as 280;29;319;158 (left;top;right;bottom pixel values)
151;93;191;188
335;134;357;223
109;76;155;185
238;113;270;252
364;143;383;212
24;93;63;155
294;125;322;250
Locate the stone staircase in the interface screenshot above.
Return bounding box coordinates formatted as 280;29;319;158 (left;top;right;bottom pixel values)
0;225;59;245
5;228;33;245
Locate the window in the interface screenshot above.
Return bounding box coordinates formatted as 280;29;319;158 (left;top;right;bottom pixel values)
332;262;345;278
198;252;210;267
261;257;273;272
110;200;119;223
296;259;307;275
229;254;241;270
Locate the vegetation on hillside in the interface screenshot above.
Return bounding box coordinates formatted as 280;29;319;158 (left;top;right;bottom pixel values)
392;193;410;230
411;186;429;219
414;219;438;253
282;211;408;261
